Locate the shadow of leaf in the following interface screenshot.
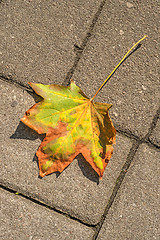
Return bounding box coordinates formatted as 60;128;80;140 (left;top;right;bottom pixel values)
10;121;45;141
77;154;99;184
27;89;43;103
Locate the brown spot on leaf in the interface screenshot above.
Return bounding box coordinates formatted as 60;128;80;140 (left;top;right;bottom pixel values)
25;111;30;116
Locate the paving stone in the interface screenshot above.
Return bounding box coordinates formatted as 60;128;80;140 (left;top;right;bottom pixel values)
149;118;160;147
0;188;93;240
97;144;160;240
0;81;132;225
72;0;160;138
0;0;101;86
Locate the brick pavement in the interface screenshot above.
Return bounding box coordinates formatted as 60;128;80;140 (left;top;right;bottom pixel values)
0;0;159;239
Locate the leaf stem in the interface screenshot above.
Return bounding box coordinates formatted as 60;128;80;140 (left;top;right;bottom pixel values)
91;35;147;101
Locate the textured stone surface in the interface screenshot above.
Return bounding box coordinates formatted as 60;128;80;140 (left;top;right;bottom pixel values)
0;0;101;85
149;118;160;147
1;0;159;238
0;81;132;224
97;144;160;240
0;188;93;240
72;0;160;138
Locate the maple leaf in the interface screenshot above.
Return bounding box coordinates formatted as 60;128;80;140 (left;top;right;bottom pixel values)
21;80;116;178
21;36;147;178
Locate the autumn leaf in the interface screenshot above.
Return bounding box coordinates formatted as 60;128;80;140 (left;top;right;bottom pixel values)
21;80;116;178
21;36;147;178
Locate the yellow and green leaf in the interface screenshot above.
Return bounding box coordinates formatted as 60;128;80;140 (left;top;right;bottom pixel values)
21;80;116;178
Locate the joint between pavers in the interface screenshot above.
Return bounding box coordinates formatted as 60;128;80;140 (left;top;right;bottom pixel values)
116;125;141;141
142;106;160;143
92;140;141;240
116;130;159;150
64;0;106;85
0;182;96;229
0;74;33;92
144;139;160;150
115;105;160;149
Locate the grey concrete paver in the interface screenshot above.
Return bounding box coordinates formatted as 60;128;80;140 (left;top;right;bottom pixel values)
149;118;160;147
72;0;160;138
1;0;159;238
0;81;132;225
0;0;101;85
97;144;160;240
0;188;93;240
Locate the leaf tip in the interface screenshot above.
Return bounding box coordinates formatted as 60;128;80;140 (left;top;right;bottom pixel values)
70;79;76;85
39;171;46;178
